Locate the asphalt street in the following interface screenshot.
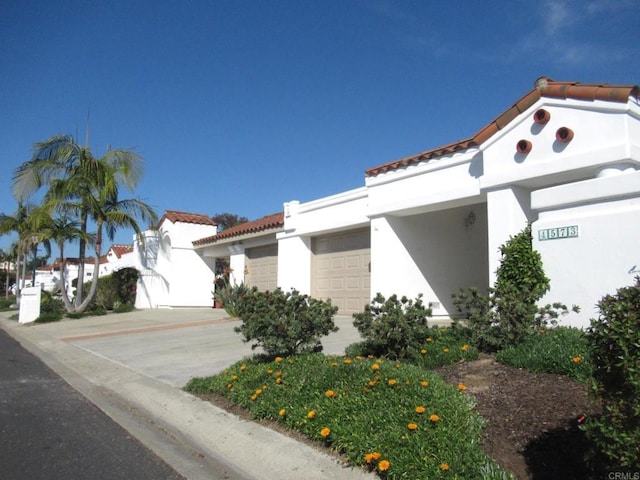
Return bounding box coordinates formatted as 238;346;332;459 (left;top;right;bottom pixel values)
0;328;185;480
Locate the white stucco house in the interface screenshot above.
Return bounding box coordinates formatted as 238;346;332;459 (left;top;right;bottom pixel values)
140;78;640;328
134;210;218;308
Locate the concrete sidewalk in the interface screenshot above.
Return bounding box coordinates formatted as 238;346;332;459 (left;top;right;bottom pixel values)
0;309;374;480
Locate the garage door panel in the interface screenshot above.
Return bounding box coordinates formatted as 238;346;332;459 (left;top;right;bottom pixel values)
246;244;278;291
312;228;371;314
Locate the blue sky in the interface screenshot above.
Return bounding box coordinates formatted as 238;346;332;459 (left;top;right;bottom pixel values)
1;0;638;257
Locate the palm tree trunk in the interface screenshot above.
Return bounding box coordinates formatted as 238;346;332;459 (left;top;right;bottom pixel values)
77;220;102;313
57;242;74;313
75;210;88;308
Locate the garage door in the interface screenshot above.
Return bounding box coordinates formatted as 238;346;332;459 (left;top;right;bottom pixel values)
245;244;278;291
312;228;371;314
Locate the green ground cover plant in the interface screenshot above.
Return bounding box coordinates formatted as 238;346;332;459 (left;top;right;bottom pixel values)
185;353;511;479
496;326;593;383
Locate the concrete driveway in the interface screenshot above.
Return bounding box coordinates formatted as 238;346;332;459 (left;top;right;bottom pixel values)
0;308;374;480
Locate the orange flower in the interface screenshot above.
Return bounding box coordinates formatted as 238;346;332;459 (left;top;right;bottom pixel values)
372;452;381;460
572;356;582;364
275;357;283;363
388;378;397;386
415;406;426;414
325;389;337;398
407;422;418;430
378;460;390;471
440;463;450;471
461;344;470;351
250;394;257;401
255;389;263;395
371;363;380;371
421;380;429;387
430;414;440;422
368;380;377;387
279;409;286;416
420;349;427;355
458;383;467;391
307;410;316;419
320;427;331;437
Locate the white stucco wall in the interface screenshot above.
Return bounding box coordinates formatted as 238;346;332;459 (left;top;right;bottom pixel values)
370;204;488;317
532;170;640;327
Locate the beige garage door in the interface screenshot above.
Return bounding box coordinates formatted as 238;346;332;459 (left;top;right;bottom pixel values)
312;228;371;314
245;244;278;291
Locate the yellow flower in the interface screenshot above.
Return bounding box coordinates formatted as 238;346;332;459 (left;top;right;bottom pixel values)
378;460;390;471
421;380;429;387
415;406;426;414
458;383;468;391
267;369;273;374
368;380;377;387
344;358;352;364
331;361;338;367
440;463;450;471
240;364;246;371
355;355;363;360
226;383;233;389
307;410;316;419
250;394;257;401
275;357;283;363
388;378;397;386
443;348;450;353
407;422;418;430
255;389;263;395
275;377;283;384
426;337;433;343
420;349;427;355
461;344;470;351
320;427;331;437
371;363;380;371
231;375;238;381
325;389;337;398
395;363;401;369
572;356;582;364
279;409;286;416
430;414;440;422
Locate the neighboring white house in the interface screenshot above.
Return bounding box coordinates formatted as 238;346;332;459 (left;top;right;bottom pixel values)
143;77;640;328
134;210;218;308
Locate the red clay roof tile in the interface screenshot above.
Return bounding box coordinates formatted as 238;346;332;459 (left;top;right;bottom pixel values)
193;212;284;246
108;244;134;258
158;210;218;227
365;77;639;177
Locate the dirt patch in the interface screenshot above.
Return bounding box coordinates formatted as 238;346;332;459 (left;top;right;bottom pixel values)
196;354;602;479
436;354;601;479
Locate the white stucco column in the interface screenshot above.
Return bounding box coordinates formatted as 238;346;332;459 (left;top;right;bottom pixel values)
228;246;246;286
486;186;534;287
276;235;312;294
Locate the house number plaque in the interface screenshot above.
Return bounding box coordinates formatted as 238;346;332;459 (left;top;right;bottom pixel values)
538;225;579;241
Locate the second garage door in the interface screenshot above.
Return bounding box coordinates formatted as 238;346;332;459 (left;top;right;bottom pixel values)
312;228;371;314
245;244;278;291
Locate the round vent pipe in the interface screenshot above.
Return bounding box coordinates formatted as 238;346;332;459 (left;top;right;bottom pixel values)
516;139;532;154
556;127;574;143
533;109;550;124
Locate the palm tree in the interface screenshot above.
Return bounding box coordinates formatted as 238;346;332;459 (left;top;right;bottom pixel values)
0;204;34;303
13;134;157;313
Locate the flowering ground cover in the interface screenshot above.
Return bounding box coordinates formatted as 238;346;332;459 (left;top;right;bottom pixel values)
185;353;512;479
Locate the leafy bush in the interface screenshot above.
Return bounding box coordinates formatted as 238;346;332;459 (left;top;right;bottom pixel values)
40;290;64;315
353;293;432;360
85;267;138;311
213;282;250;317
185;354;511;479
113;303;134;314
0;296;16;310
34;311;63;323
583;278;640;468
453;225;577;352
234;288;339;356
496;327;593;382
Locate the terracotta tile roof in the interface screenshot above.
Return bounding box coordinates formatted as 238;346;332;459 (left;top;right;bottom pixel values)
158;210;218;227
193;212;284;246
366;77;640;177
109;244;134;258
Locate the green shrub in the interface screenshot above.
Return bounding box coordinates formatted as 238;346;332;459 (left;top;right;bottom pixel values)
352;293;432;360
34;311;63;323
496;327;593;382
213;282;250;317
234;288;339;356
583;278;640;468
0;296;16;310
40;291;64;315
113;303;134;314
453;225;577;352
